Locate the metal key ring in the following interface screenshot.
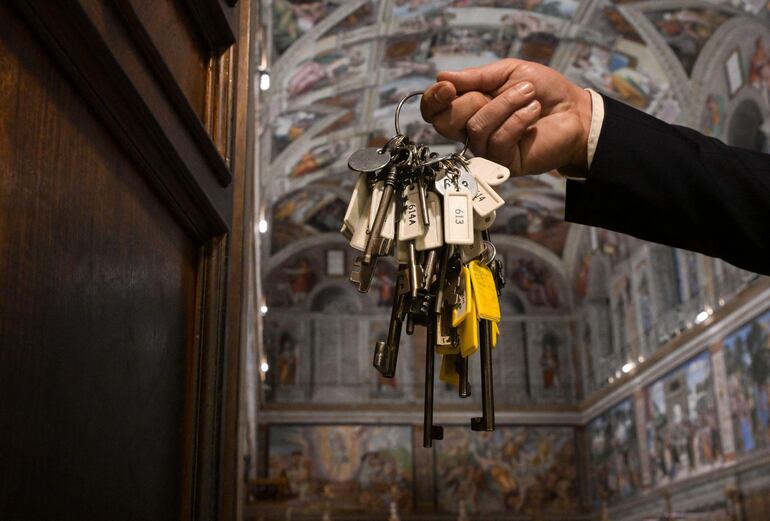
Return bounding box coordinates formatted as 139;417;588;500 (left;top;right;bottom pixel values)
394;91;471;155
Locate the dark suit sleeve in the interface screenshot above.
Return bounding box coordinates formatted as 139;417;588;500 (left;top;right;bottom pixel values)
565;95;770;276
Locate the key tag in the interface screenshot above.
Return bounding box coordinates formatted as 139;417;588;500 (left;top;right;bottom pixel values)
452;265;472;327
474;210;496;231
416;191;444;251
342;173;371;238
470;175;504;217
491;321;500;349
439;354;460;386
444;185;474;245
468;260;501;322
398;184;425;240
350;194;373;251
458;292;479;358
467;157;510;186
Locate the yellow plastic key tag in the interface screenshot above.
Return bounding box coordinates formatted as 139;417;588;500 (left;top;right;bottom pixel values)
458;295;479;358
491;321;500;349
439;354;460;386
468;260;501;322
452;266;472;327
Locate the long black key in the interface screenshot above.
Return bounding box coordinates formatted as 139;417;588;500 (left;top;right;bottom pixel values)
423;311;443;447
471;319;495;431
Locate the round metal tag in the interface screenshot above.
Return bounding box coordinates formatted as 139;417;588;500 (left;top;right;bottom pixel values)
434;168;477;197
348;148;391;172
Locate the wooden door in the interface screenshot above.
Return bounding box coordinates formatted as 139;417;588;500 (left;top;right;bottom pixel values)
0;1;254;519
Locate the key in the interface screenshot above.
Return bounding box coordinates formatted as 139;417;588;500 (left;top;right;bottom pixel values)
373;273;409;378
350;166;398;292
416;191;443;251
466;156;510;186
457;355;471;398
407;242;420;299
452;265;472;327
369;181;396;239
343;173;371;238
471;319;495;432
473;210;496;231
444;186;474;245
417;178;430;227
436;305;458;355
423;313;443;447
471;175;504;217
435;167;477;197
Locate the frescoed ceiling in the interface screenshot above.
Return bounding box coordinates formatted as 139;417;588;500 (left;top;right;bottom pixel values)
259;0;770;314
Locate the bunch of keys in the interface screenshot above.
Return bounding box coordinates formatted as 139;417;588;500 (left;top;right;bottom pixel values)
341;92;510;447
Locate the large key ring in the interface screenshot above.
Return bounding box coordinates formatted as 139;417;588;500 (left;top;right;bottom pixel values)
394;91;470;156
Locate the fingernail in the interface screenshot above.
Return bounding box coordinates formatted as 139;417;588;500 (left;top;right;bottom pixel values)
435;85;452;103
516;81;534;95
525;100;540;111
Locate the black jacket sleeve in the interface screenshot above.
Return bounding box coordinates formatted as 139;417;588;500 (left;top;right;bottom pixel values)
565;95;770;276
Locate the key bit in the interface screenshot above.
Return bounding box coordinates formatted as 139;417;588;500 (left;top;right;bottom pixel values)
423;313;443;447
373;291;409;378
471;320;495;432
407;242;419;299
422;250;439;291
457;355;471;398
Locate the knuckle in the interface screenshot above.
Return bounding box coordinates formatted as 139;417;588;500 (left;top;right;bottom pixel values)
465;117;486;137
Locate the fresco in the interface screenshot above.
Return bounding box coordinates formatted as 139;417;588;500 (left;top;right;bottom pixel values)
287;47;369;98
315;90;366;137
434;426;578;514
492;188;569;256
274;0;336;57
268;425;413;513
701;94;727;138
567;43;662;110
588;399;641;502
265;254;322;307
271;110;322;160
750;36;770;95
645;8;731;76
510;256;563;310
644;352;723;485
723;309;770;454
493;0;583;19
287;140;348;179
321;1;378;39
271;186;347;253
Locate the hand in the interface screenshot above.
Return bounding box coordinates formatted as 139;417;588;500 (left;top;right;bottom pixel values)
420;59;593;177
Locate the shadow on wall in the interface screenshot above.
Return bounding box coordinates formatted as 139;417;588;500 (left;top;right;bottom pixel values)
728;99;765;152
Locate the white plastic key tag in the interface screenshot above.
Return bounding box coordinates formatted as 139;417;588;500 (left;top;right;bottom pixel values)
343;173;370;234
474;210;496;231
416;191;444;251
467;157;510;186
368;181;385;233
381;198;396;240
398;184;424;241
444;186;474;245
471;175;504;217
460;230;484;264
397;239;409;263
350;194;372;251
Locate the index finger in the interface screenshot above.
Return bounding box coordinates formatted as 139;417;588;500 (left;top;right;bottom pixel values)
421;81;456;123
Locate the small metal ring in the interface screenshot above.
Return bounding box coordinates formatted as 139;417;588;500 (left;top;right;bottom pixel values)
481;241;497;265
394;91;425;136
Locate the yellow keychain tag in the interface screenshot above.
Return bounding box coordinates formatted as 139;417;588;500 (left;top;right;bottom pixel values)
491;321;499;349
458;294;479;358
439;354;460;386
452;266;472;327
468;260;501;322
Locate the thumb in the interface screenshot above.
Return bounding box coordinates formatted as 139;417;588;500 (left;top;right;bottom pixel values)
437;59;521;94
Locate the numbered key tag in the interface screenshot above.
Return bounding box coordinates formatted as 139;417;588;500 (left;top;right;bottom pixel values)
468;260;501;322
452;266;472;327
398;184;424;241
471;175;504;217
439;354;460;386
491;321;500;349
444;186;474;245
460;230;485;264
458;297;479;358
474;210;496;231
467;157;510;186
416;192;444;251
350;194;372;251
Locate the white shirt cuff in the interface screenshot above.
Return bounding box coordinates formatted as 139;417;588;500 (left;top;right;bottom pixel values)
586;88;605;169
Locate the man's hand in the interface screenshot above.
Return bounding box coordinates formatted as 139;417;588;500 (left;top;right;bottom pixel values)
420;59;593;177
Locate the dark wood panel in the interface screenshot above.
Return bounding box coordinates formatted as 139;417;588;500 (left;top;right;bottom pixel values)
128;0;210;121
0;3;198;519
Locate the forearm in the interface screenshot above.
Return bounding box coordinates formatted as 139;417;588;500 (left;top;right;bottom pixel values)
565;95;770;276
